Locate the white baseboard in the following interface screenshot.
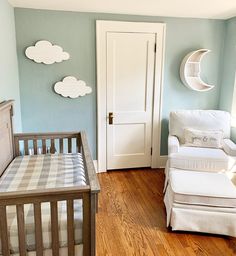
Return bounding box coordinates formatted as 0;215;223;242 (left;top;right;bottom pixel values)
93;160;107;173
158;155;168;168
94;157;167;172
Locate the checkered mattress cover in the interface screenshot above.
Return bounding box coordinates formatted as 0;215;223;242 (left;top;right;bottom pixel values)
0;154;87;254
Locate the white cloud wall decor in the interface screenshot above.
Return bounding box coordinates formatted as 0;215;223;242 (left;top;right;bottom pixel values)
25;40;70;64
54;76;92;98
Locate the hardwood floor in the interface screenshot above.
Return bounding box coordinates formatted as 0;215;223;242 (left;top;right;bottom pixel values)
96;169;236;256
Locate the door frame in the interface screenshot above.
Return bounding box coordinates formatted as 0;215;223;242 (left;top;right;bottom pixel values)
96;20;166;172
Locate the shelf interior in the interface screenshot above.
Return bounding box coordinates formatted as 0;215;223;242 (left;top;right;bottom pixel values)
186;76;213;91
188;50;208;62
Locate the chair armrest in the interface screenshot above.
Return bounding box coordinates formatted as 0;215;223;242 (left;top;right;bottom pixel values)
168;135;180;155
222;139;236;156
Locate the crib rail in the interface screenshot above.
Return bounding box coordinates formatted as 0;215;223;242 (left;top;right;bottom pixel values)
14;132;81;156
0;186;91;256
13;131;100;194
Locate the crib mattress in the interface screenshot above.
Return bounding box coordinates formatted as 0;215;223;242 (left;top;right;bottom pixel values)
0;154;86;254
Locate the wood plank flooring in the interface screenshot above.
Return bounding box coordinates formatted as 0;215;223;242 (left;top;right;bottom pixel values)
96;169;236;256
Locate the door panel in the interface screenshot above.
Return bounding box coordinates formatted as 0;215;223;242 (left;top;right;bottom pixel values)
114;124;145;155
107;32;156;170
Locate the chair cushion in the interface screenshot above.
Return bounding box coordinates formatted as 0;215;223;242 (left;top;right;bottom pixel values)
168;135;179;154
169;110;231;144
169;146;234;172
169;170;236;208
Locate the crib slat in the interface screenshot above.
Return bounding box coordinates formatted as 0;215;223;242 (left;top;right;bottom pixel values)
42;139;46;154
68;138;72;153
24;140;29;155
17;204;27;256
34;203;43;256
59;138;64;153
33;140;37;155
50;201;59;256
14;137;20;156
67;200;75;256
79;134;82;153
77;134;81;153
90;194;96;256
51;139;55;154
0;206;10;256
83;193;91;256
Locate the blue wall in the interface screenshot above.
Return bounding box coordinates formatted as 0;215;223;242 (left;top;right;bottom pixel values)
0;0;21;131
218;17;236;140
219;17;236;112
14;8;226;157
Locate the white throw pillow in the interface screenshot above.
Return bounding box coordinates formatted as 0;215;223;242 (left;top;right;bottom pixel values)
184;128;223;148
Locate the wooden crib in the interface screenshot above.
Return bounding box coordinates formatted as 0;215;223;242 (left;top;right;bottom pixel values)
0;100;100;256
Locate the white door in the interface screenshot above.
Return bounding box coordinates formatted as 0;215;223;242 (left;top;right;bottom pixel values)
106;32;156;170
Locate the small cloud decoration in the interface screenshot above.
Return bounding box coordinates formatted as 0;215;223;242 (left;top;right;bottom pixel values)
54;76;92;98
25;40;70;64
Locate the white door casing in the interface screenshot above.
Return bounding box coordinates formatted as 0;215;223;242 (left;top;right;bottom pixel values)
107;32;156;169
96;21;166;172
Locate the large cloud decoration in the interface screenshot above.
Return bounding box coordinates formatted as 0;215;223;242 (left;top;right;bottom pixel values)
54;76;92;98
25;40;70;64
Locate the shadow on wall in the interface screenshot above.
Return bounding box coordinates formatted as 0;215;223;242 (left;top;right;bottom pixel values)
160;118;169;155
231;128;236;143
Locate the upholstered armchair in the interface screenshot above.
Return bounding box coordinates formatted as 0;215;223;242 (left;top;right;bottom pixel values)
168;110;236;172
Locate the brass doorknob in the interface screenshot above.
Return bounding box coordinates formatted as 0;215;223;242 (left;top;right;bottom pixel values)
108;112;114;125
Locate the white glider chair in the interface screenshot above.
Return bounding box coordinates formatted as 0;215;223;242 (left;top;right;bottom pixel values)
164;110;236;237
168;110;236;173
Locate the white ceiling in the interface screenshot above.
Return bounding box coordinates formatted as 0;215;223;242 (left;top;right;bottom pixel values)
8;0;236;20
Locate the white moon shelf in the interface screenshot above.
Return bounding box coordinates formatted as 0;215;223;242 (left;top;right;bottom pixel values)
180;49;214;92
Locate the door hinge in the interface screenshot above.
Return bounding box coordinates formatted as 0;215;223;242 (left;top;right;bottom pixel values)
154;43;157;53
151;147;153;155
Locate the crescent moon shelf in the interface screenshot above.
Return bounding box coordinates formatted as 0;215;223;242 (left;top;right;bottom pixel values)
180;49;214;92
